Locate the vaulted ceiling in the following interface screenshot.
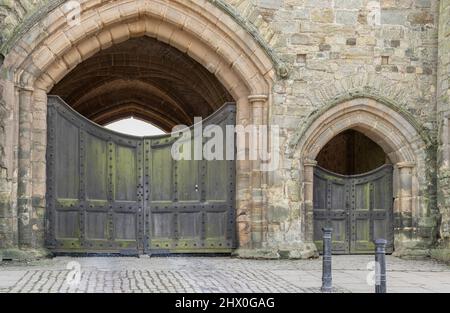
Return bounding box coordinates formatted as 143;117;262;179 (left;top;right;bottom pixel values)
50;37;233;131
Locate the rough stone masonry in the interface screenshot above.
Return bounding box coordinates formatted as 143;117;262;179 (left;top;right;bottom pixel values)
0;0;449;262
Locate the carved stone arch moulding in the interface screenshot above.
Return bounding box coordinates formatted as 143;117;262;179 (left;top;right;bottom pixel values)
0;0;288;79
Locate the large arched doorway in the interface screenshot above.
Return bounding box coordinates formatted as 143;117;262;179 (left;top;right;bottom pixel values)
45;36;238;255
1;0;276;254
313;129;394;254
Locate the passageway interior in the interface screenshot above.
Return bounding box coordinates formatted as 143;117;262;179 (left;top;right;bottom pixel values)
50;37;233;132
316;129;389;175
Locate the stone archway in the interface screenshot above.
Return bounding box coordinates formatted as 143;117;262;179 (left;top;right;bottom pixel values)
1;0;277;253
49;36;235;131
292;97;430;253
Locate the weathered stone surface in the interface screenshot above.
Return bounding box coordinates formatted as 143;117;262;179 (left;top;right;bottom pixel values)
0;248;51;261
336;10;358;25
279;243;319;260
381;9;408;25
233;248;281;259
233;244;319;260
311;8;334;23
430;249;450;263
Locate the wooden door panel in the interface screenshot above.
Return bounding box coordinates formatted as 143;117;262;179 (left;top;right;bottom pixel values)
47;96;143;253
313;176;327;212
176;158;200;202
313;168;349;254
331;183;346;211
55;115;79;199
350;166;393;253
150;147;173;201
354;183;370;211
85;134;108;201
114;145;138;201
85;212;107;240
145;104;237;254
55;211;79;239
205;160;228;201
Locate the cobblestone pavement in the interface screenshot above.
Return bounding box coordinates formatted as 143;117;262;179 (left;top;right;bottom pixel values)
0;255;449;293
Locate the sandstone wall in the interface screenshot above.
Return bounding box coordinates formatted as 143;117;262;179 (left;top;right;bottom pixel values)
436;0;450;260
238;0;439;249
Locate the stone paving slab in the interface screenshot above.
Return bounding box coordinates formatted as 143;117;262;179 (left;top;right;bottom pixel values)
0;255;448;293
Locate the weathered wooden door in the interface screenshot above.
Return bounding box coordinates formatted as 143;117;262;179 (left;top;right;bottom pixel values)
313;165;393;254
46;96;236;254
143;105;237;254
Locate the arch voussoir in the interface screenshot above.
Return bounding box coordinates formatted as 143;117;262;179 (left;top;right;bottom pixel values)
13;0;274;96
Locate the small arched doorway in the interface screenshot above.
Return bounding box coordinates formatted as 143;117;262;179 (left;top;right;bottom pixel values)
313;129;394;254
292;98;429;257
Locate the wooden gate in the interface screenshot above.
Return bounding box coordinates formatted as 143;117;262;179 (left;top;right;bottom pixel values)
46;96;236;254
313;165;394;254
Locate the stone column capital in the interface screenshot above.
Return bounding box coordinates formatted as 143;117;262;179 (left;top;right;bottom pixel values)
303;159;318;167
248;94;268;104
397;162;416;169
16;84;34;92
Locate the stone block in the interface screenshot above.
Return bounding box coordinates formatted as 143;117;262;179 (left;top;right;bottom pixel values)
306;0;332;8
381;9;407;25
408;11;434;25
311;8;334;23
258;0;283;10
232;248;280;259
336;10;358;25
334;0;363;9
415;0;431;8
290;34;310;45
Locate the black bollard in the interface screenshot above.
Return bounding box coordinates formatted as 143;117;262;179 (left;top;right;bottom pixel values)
374;239;387;293
321;227;333;293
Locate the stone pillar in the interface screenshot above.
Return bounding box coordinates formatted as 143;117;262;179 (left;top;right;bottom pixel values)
235;97;251;249
17;86;33;248
248;94;268;248
0;79;17;250
31;89;48;246
396;162;415;240
436;0;450;261
303;159;317;243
